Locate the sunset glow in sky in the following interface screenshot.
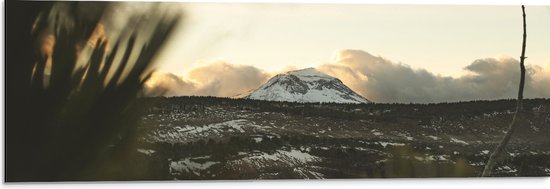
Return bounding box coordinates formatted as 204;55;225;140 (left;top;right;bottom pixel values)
155;3;550;77
142;2;550;102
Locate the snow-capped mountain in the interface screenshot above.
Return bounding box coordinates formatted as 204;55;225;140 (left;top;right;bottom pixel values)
245;68;370;104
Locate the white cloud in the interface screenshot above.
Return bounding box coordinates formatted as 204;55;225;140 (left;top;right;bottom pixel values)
144;60;270;97
320;49;550;103
145;49;550;103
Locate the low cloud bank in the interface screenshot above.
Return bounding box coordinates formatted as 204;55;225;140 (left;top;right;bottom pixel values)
145;49;550;103
319;49;550;103
144;60;270;97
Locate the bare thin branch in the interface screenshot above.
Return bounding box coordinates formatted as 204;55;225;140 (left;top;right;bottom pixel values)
482;5;527;177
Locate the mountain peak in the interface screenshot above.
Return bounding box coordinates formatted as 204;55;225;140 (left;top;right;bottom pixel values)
282;67;333;83
287;67;330;77
244;68;370;104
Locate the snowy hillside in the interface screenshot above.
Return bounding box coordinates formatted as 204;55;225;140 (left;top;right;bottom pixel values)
245;68;370;104
136;97;550;179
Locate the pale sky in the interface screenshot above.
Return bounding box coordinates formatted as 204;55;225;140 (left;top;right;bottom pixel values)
155;3;550;77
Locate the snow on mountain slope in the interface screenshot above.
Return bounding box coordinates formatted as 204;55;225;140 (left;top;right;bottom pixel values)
245;68;370;104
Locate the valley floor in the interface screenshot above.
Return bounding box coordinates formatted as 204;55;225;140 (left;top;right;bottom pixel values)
133;97;550;180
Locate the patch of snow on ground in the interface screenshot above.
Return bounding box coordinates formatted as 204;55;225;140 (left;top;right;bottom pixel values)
496;165;517;173
470;162;485;166
450;137;469;145
237;152;248;156
283;149;318;163
137;149;155;156
396;132;413;141
415;155;449;162
509;152;520;157
427;155;448;161
169;158;219;176
228;149;325;178
223;119;247;132
371;129;383;136
376;159;388;164
293;167;324;179
148;119;261;143
427;135;439;140
252;137;263;143
245;149;320;167
378;142;405;148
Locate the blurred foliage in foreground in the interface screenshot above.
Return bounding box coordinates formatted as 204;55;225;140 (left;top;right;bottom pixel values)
5;1;180;181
